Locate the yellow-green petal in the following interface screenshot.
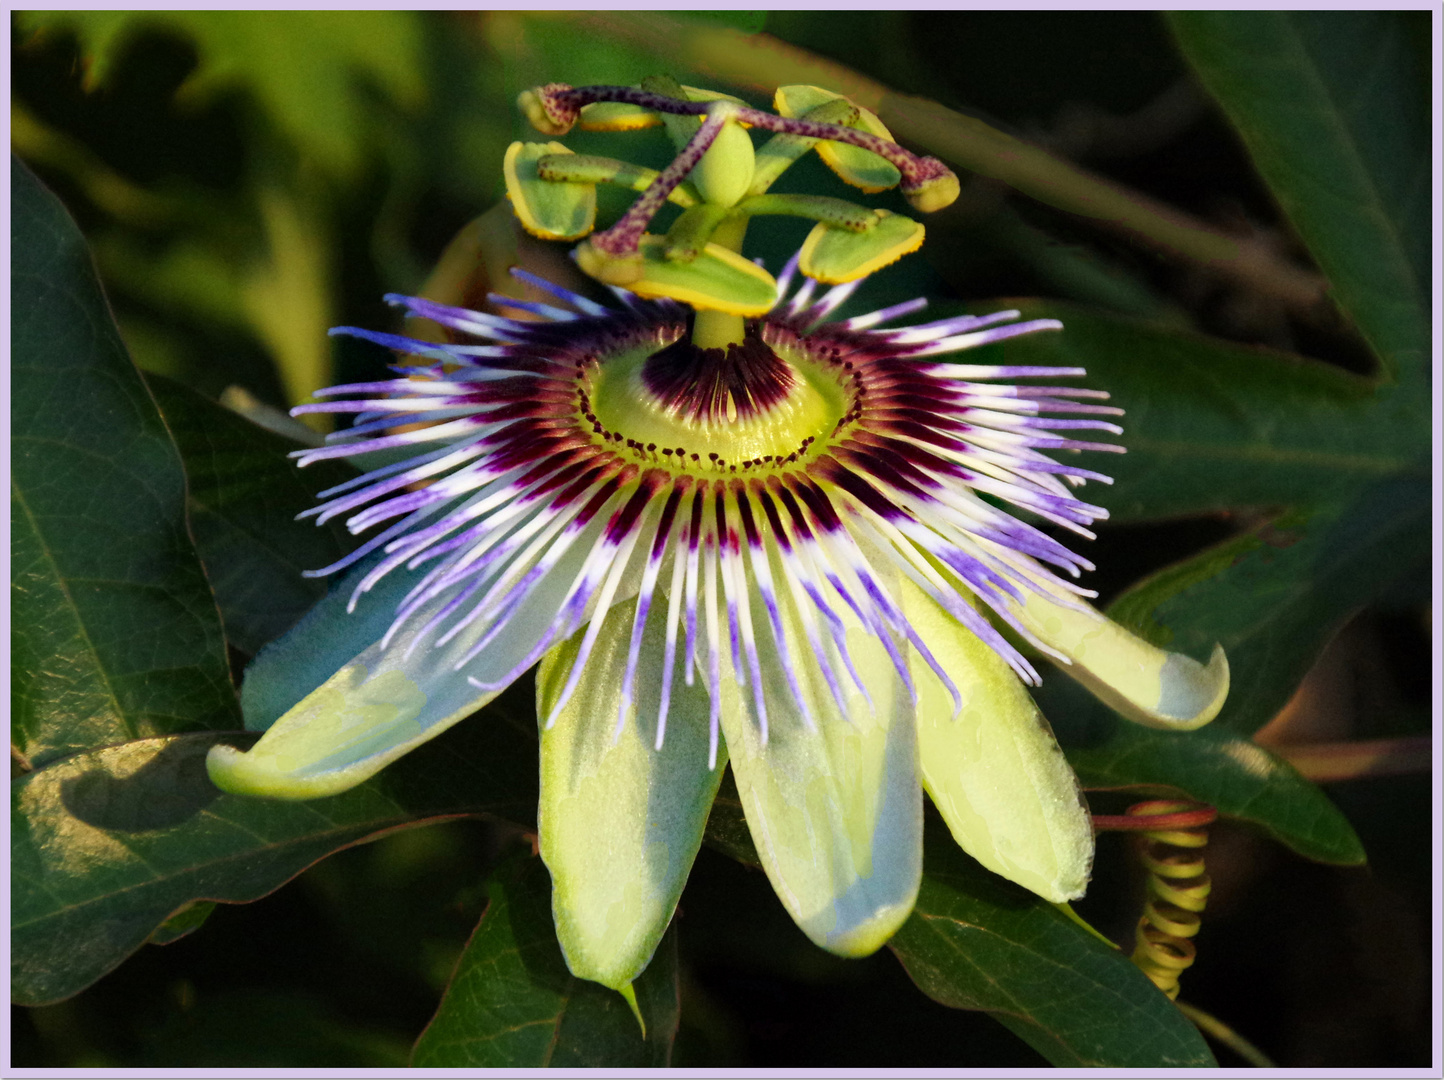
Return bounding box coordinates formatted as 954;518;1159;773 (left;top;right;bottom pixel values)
1015;590;1230;731
900;578;1093;902
503;141;596;241
591;234;778;316
207;583;503;799
538;597;721;991
578;101;663;131
715;558;921;958
774;84;902;193
208;657;493;800
798;210;924;285
213;536;616;799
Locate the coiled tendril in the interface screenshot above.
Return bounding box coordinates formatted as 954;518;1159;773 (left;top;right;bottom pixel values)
1092;799;1216;1000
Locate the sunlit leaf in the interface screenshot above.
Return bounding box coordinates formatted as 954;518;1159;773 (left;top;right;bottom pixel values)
411;854;680;1067
10;707;538;1006
10;157;238;767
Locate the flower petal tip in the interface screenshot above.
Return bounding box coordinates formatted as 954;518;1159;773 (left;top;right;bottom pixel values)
1151;642;1230;731
205;741;362;800
1018;594;1229;732
820;895;916;958
619;983;646;1037
1073;638;1229;732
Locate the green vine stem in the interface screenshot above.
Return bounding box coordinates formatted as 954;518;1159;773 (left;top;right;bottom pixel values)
1176;1001;1278;1068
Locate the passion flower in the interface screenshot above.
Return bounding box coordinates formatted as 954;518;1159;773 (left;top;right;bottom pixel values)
207;79;1228;1004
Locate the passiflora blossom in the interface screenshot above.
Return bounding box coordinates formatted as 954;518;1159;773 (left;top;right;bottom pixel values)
207;79;1228;1005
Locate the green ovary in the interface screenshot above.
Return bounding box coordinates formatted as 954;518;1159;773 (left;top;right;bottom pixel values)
587;340;850;472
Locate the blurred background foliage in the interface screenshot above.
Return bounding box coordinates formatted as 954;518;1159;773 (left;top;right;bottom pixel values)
10;9;1434;1068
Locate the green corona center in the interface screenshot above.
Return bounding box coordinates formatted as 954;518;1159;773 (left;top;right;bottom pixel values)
584;334;851;474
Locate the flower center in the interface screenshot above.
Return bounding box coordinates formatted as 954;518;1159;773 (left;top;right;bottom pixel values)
583;324;851;474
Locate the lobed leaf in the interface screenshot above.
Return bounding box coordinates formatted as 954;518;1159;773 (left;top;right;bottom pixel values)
11;706;539;1006
1056;705;1365;867
1104;475;1431;738
1046;474;1427;865
10;157;238;767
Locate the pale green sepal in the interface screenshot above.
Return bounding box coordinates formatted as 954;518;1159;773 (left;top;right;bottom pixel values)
241;552;421;732
503;141;596;241
538;598;722;991
578;101;663;131
714;556;922;958
1017;591;1230;731
774;85;902;193
619;234;778;316
798;210;924;285
900;578;1093;903
209;660;497;799
224;515;628;798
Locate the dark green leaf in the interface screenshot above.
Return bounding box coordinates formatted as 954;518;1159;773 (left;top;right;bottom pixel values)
1168;12;1430;383
981;301;1426;521
890;821;1214;1068
1052;692;1365;866
145;900;216;945
142;989;411;1067
412;854;680;1068
144;374;357;654
10;157;238;767
11;703;538;1006
1106;475;1431;736
1040;474;1427;866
